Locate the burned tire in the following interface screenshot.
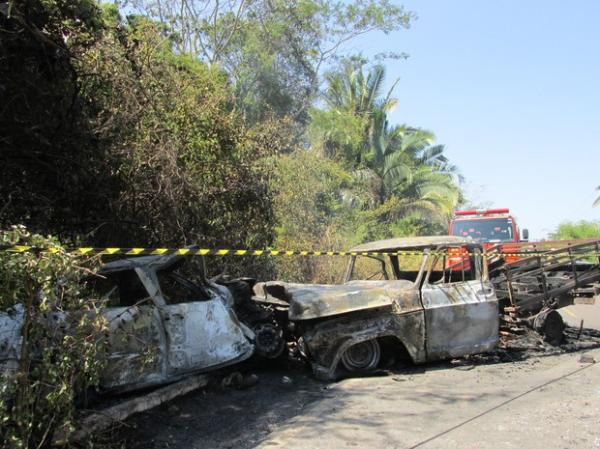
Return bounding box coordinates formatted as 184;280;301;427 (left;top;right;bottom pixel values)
253;322;285;359
341;339;381;373
533;308;565;346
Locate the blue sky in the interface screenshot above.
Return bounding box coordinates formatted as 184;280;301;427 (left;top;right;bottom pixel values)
351;0;600;239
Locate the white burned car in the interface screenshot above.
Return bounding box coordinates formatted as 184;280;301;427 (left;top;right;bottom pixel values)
252;236;499;380
0;253;254;392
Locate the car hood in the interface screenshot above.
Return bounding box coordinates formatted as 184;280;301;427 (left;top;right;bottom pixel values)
254;280;416;321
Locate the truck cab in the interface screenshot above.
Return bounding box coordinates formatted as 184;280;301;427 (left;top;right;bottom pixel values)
449;208;528;245
449;208;529;265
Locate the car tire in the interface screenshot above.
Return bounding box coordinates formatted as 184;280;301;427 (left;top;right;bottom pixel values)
341;339;381;373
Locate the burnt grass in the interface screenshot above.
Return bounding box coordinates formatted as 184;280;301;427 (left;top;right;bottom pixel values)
111;326;600;449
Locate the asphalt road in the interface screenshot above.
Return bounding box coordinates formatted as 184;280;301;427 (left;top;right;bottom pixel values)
254;347;600;449
124;302;600;449
560;301;600;329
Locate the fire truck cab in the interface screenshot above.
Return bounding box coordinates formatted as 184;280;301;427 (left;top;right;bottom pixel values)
449;208;529;246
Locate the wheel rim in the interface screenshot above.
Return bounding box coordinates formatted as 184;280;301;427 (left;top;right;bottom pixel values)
341;340;381;372
253;323;285;359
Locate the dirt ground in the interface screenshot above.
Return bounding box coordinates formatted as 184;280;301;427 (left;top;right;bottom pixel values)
117;306;600;449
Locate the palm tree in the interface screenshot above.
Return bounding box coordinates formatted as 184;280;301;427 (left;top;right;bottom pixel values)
323;61;398;117
356;111;460;219
316;61;398;164
315;59;462;223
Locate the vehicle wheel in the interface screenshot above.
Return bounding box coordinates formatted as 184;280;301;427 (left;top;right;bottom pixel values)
341;339;381;373
533;308;565;346
253;322;285;359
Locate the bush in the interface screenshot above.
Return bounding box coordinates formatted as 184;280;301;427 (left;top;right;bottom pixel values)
550;220;600;240
0;227;106;448
271;150;365;283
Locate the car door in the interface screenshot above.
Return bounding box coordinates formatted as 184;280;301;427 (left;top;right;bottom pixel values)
154;270;254;376
420;251;499;361
92;270;167;392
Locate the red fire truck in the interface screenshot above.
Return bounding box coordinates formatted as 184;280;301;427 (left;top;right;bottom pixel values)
449;208;529;247
447;208;529;266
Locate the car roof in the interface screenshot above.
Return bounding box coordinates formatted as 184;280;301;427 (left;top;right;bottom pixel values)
99;245;202;274
350;235;475;252
100;253;182;274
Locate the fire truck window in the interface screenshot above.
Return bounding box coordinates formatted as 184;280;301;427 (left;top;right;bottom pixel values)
451;218;513;243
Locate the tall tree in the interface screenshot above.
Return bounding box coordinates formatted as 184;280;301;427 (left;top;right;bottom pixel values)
127;0;414;125
323;60;398;117
312;60;461;227
360;112;461;218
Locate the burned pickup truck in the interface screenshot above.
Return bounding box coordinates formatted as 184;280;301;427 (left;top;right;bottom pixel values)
0;253;255;393
251;236;500;380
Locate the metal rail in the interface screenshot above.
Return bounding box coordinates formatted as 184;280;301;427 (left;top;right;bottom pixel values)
490;239;600;316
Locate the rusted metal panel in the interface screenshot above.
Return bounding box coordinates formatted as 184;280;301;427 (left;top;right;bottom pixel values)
301;310;427;380
259;280;421;321
162;301;254;374
102;305;166;391
421;280;499;360
350;236;472;252
0;304;24;372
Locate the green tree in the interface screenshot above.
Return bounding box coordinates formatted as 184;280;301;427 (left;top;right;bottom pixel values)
1;2;290;278
311;61;461;231
0;0;119;240
314;60;398;162
128;0;414;125
75;14;288;277
271;150;366;282
550;220;600;240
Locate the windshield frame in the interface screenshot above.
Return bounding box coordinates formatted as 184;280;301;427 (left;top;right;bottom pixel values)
451;217;515;243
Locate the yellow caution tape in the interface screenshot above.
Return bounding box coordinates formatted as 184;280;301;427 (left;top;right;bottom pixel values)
1;245;598;258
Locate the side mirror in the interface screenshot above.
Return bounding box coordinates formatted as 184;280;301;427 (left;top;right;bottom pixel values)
521;229;529;241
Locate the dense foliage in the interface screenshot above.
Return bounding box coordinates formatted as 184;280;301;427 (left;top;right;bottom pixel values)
0;228;105;448
0;0;464;445
550;220;600;240
0;0;437;281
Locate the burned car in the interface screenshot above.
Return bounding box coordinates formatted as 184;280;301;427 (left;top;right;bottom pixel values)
251;236;499;380
0;253;255;393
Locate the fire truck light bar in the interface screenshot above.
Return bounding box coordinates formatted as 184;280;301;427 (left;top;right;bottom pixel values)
454;208;509;216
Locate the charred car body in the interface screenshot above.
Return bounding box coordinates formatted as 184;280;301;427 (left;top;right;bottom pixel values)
251;236;500;380
0;253;255;393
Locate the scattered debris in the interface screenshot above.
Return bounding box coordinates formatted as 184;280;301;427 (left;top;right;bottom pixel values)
450;359;475;370
54;374;209;445
221;372;260;390
579;354;596;364
490;240;600;318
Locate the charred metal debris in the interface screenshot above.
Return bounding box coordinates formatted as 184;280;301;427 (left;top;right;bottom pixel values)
1;237;599;392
